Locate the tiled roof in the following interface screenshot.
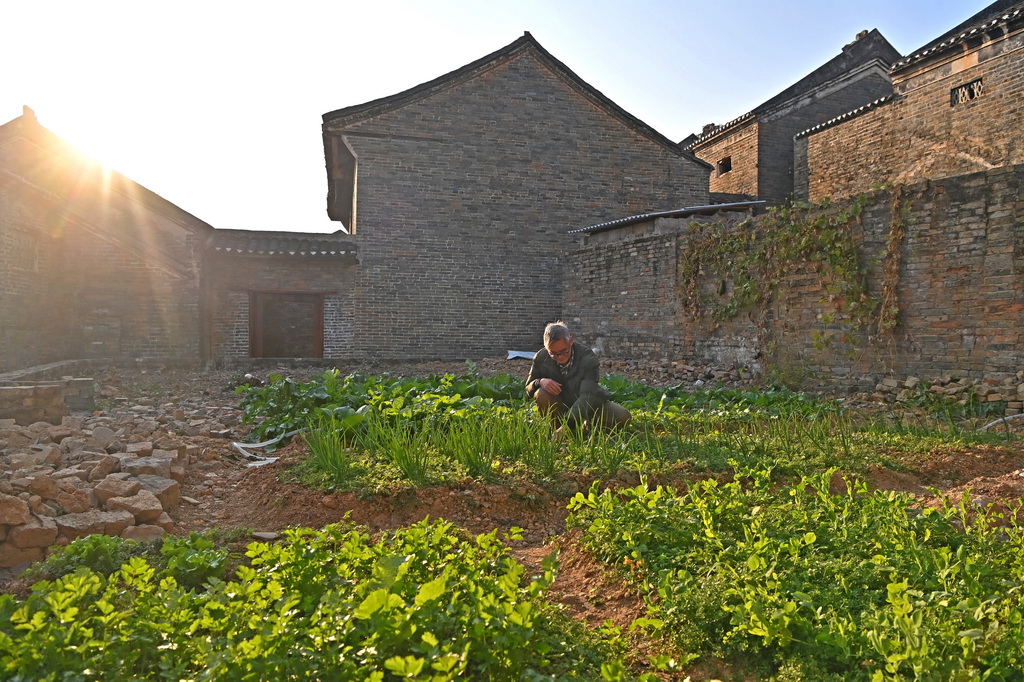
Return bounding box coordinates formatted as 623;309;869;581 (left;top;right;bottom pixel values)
683;29;900;150
208;230;357;257
892;1;1024;72
568;201;765;235
682;113;755;150
795;95;895;139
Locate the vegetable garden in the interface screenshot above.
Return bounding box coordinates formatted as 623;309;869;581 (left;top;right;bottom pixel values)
2;365;1022;680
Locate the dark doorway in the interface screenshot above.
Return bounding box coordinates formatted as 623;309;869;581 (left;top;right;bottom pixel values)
250;292;324;358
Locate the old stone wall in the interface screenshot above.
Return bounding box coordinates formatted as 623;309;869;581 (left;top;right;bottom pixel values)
328;50;710;359
566;164;1023;388
797;26;1024;202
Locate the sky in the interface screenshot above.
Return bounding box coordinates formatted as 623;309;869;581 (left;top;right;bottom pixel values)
3;0;996;233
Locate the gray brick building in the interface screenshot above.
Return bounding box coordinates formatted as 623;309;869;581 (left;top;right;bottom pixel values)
321;32;712;358
683;29;900;207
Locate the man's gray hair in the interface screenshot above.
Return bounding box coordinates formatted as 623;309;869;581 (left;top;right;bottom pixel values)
543;320;571;345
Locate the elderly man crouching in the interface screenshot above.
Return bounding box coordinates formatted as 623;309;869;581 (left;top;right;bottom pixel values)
525;321;631;437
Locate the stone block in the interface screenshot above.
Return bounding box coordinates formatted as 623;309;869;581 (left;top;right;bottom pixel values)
122;456;172;479
121;524;166;542
55;510;135;540
106;490;163;524
56;489;92;514
0;493;31;525
95;477;144;506
8;514;58;548
87;455;121;482
154;511;175;531
125;441;154;457
0;543;44;568
135;475;181;509
28;475;60;500
153;448;186;467
90;426;117;447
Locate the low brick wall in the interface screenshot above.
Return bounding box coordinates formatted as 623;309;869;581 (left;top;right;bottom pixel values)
0;384;68;424
0;361;97;423
566;164;1024;392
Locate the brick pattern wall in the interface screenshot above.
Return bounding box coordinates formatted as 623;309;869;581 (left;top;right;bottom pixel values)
327;50;709;359
757;71;893;205
692;69;892;206
700;121;760;197
0;174;204;371
205;254;356;359
567;212;761;368
566;165;1024;387
799;30;1024;202
0;378;94;424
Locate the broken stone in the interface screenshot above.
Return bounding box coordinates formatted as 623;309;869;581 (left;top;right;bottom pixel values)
27;475;60;500
56;489;92;514
8;514;58;548
87;455;121;482
0;493;31;525
135;475;180;509
125;441;154;457
153;511;175;531
122;456;172;479
94;477;143;506
121;524;165;541
55;509;135;540
251;531;280;541
107;489;163;524
0;544;43;569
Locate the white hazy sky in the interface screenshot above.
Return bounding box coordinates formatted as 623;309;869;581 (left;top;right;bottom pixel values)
4;0;995;233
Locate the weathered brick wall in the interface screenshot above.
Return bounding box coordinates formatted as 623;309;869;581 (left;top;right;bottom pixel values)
798;27;1024;202
205;254;356;359
700;120;759;198
0;173;204;371
567;212;761;368
693;69;893;206
327;49;710;359
566;165;1024;387
757;71;893;205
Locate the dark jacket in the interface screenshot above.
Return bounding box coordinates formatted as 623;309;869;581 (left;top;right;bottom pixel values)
526;342;610;425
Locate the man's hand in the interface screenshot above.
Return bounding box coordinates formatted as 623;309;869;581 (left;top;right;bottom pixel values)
539;378;562;395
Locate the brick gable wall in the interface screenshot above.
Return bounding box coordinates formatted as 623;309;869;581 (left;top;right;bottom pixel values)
0;143;204;372
326;51;709;358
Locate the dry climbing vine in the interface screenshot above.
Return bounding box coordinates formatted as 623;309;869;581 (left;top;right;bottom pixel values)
676;190;908;353
877;184;908;337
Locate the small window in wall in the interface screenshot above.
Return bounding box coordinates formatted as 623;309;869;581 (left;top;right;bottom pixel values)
950;78;983;106
717;156;732;176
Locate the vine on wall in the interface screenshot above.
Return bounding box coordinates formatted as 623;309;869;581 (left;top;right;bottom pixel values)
676;188;907;352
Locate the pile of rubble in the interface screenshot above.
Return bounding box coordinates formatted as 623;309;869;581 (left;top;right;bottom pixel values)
865;372;1024;416
0;397;245;569
601;359;753;387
